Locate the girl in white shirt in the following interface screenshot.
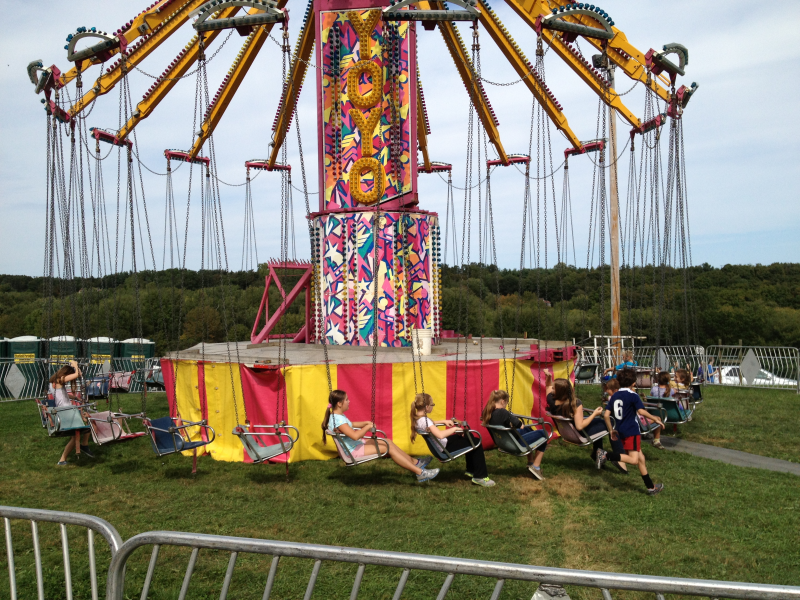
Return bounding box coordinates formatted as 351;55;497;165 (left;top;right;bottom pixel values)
322;390;439;483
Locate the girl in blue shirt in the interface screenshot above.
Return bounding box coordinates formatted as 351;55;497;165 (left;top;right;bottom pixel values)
322;390;439;483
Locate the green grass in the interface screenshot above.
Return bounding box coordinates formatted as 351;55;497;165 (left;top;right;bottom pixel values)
578;384;800;463
1;392;799;599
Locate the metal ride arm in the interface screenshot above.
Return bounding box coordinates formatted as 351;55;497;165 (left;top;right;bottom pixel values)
477;0;583;149
59;0;181;87
421;0;509;164
117;8;241;141
189;12;283;159
267;3;315;168
501;0;673;107
417;76;432;172
67;0;213;119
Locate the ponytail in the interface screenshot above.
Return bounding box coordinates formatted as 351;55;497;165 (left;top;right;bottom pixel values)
321;389;347;445
481;389;509;425
410;393;433;442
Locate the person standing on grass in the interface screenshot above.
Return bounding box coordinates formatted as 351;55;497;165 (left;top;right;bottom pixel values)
597;368;665;495
322;390;440;483
481;389;548;481
412;393;496;487
50;361;94;466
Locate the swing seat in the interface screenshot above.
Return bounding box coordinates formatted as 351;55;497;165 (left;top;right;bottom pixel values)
486;415;552;457
327;428;389;466
143;416;216;457
547;409;612;447
575;363;599;383
233;423;299;463
37;398;55;428
638;402;667;436
419;424;482;463
44;404;91;437
690;383;703;406
646;396;692;426
86;376;110;399
110;371;133;392
635;368;654;390
88;411;147;445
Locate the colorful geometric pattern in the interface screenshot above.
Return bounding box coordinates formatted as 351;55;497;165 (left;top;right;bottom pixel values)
319;10;413;209
162;358;575;464
314;211;436;346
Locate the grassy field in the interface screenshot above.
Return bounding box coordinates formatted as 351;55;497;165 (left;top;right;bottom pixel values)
1;390;799;599
578;384;800;463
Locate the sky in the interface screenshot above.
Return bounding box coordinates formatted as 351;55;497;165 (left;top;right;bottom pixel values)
1;0;799;277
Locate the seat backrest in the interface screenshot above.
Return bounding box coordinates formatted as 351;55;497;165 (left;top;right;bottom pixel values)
551;417;589;445
56;407;88;432
488;427;526;455
328;431;354;465
691;383;702;401
148;416;183;453
91;411;117;444
575;364;598;382
421;433;449;460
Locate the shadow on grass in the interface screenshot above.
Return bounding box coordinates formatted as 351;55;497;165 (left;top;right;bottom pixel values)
248;469;292;485
109;458;147;474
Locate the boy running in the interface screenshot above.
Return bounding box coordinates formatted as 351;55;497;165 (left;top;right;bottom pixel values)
597;368;665;495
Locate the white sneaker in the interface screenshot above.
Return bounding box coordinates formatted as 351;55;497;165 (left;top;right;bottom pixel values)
416;468;440;483
471;477;496;487
416;456;433;469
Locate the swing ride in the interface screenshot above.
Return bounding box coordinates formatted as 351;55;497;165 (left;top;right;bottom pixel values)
27;0;698;469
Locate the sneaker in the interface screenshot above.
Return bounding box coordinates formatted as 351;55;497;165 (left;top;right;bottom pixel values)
416;468;440;483
57;461;68;466
596;449;608;470
416;456;433;469
611;461;629;474
464;471;474;479
528;465;544;481
647;483;665;496
80;445;95;458
471;477;496;487
652;439;664;449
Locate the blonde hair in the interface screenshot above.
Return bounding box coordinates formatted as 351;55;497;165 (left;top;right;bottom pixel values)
410;393;433;442
481;390;509;425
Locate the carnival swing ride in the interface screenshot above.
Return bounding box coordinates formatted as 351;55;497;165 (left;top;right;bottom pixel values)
28;0;698;469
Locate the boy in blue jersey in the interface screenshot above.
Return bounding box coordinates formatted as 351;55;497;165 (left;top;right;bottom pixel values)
597;368;665;495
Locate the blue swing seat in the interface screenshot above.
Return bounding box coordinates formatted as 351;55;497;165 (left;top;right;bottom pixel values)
419;422;482;464
144;416;215;457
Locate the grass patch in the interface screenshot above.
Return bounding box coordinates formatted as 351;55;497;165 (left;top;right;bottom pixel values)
578;383;800;463
1;392;799;599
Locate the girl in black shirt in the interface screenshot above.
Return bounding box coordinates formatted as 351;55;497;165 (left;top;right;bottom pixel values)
481;390;549;481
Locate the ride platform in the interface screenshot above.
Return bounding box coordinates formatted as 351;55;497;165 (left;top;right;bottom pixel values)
162;340;576;465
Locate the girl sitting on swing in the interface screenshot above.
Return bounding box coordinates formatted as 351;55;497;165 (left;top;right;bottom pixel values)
411;393;496;487
481;389;549;481
322;390;440;483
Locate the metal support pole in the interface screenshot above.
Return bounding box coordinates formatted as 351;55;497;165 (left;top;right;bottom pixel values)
607;66;622;345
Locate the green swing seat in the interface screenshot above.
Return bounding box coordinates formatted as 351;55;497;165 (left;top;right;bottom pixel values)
43;403;91;437
485;414;552;457
645;395;693;426
233;423;299;463
327;427;390;466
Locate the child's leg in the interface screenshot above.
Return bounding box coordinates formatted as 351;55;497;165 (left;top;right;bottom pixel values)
59;437;76;462
81;431;90;445
531;449;545;467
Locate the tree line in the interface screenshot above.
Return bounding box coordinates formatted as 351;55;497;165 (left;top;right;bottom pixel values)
0;262;798;354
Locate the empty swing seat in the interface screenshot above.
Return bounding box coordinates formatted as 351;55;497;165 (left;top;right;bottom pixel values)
327;428;389;466
37;398;56;428
547;409;612;447
419;424;482;463
144;416;216;457
86;376;110;399
574;363;599;383
234;423;299;463
43;404;91;437
486;415;552;457
88;411;147;445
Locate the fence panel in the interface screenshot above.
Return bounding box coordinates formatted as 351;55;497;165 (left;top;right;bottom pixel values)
0;359;50;402
106;530;800;600
576;345;706;384
1;505;123;600
705;346;800;392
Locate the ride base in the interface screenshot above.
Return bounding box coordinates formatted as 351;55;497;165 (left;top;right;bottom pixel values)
163;340;576;464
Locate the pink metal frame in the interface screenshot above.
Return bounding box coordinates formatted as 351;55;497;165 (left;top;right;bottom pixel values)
250;261;314;345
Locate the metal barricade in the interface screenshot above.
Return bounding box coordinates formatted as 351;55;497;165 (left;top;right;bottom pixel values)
576;344;706;385
705;346;800;392
106;530;800;600
0;358;50;402
1;505;123;600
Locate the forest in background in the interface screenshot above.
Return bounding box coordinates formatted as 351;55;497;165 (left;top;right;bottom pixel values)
0;262;798;354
